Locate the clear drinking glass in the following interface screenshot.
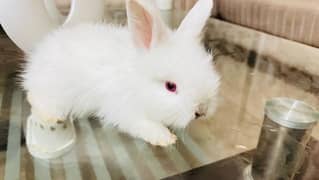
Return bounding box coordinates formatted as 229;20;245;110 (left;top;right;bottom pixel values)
252;97;319;180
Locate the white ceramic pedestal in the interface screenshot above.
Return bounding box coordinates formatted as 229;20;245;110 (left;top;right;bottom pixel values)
0;0;105;52
156;0;173;10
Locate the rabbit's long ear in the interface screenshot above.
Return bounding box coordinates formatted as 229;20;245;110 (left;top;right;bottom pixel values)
126;0;170;50
177;0;213;38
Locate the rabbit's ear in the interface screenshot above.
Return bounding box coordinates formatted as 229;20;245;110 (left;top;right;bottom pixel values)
177;0;213;38
127;0;169;50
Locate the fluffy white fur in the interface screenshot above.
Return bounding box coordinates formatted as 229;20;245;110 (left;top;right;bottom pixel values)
21;0;220;146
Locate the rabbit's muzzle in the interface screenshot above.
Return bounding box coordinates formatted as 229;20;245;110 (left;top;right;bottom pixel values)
194;103;208;119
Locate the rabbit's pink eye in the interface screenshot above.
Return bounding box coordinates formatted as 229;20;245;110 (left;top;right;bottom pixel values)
165;81;177;93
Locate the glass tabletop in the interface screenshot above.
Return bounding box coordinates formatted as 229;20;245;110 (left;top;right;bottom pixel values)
0;7;319;180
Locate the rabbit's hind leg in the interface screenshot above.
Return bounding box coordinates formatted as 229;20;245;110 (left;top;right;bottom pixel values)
26;105;76;159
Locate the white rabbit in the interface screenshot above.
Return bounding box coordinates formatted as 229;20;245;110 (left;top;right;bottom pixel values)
22;0;220;147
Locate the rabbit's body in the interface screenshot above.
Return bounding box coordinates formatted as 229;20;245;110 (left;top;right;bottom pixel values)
24;24;136;121
22;0;219;146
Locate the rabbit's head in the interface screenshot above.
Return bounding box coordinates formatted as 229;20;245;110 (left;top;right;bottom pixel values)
127;0;219;128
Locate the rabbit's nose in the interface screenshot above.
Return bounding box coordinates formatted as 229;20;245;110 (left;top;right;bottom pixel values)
195;104;208;119
195;111;205;119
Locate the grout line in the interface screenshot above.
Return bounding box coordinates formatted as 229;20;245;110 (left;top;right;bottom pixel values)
78;118;111;180
33;158;51;180
62;149;82;180
176;131;211;165
4;89;23;180
163;145;191;172
102;128;142;180
134;140;167;179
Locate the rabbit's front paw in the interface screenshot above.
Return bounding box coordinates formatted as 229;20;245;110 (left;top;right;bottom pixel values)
142;125;177;147
151;132;177;147
120;121;177;147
